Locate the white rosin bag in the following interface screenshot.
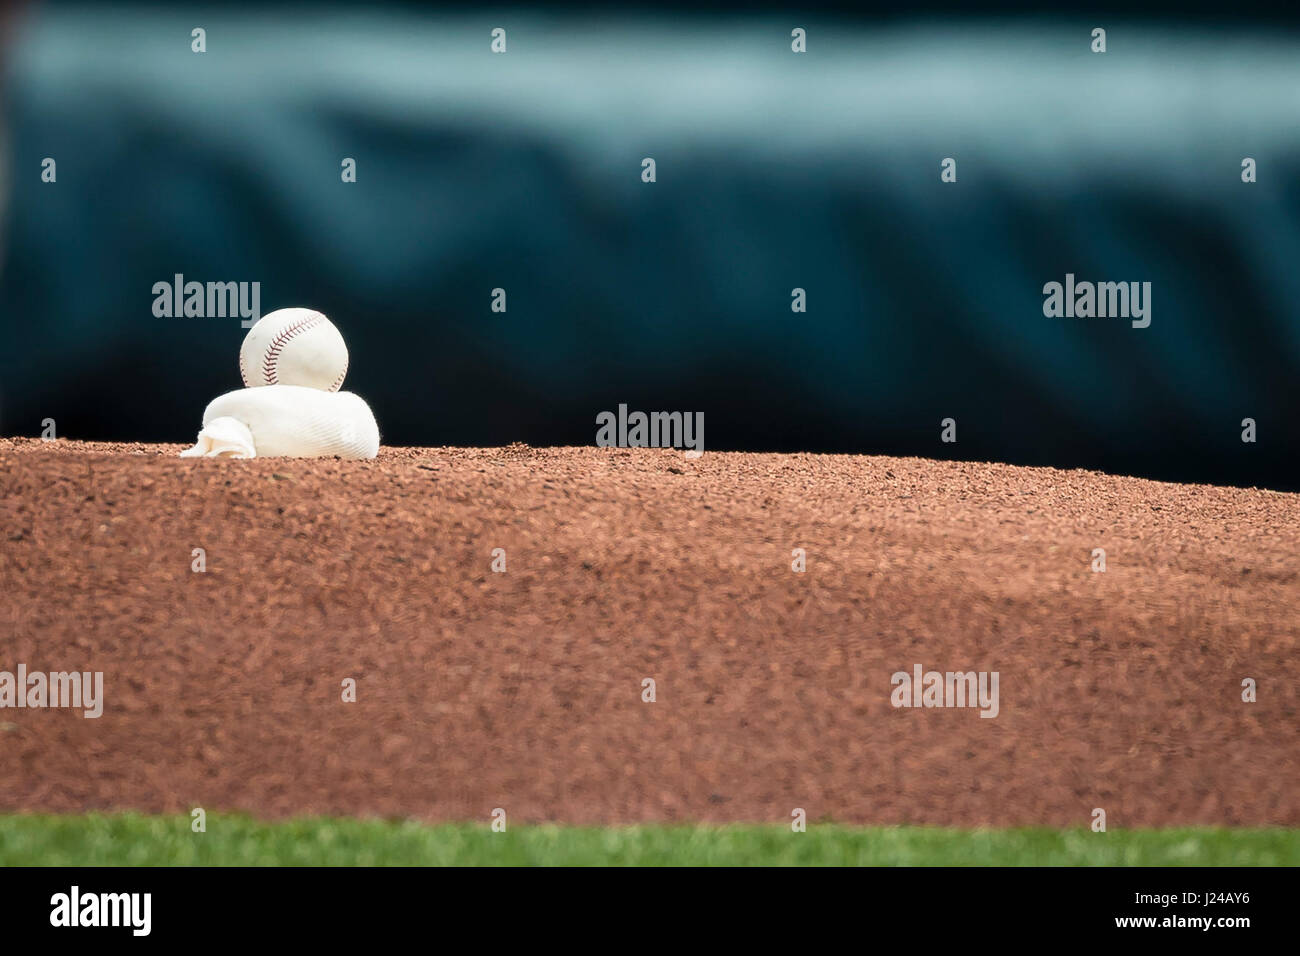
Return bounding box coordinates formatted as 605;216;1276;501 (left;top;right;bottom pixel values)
180;385;379;459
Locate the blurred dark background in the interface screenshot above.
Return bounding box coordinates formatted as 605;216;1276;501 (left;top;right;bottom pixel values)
2;2;1298;489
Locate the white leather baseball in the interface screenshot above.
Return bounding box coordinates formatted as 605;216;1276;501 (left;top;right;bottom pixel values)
239;307;349;392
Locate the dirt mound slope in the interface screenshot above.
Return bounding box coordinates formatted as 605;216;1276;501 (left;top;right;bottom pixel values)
2;439;1297;826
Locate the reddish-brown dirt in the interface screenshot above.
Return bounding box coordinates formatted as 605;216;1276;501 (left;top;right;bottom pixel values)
1;438;1297;826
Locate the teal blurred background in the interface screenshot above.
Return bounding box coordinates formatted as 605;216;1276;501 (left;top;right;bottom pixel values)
1;4;1298;488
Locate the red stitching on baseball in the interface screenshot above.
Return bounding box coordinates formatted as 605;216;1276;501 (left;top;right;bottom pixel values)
260;313;323;385
329;355;349;392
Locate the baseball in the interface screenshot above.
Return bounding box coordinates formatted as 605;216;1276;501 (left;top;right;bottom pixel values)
239;307;349;391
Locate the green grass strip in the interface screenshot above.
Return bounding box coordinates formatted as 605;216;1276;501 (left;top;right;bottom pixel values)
1;814;1297;866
